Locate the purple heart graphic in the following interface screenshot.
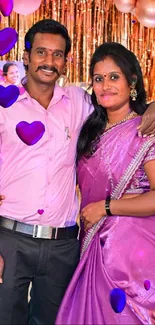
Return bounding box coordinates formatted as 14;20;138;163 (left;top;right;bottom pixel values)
0;0;13;16
110;288;126;313
38;209;44;215
16;121;45;146
0;85;19;107
0;28;18;56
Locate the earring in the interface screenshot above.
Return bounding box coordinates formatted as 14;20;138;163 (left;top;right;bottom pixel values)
130;82;137;101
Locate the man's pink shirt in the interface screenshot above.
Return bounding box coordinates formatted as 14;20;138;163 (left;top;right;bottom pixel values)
0;85;93;227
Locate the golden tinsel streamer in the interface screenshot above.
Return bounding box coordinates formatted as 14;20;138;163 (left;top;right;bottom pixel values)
0;0;155;101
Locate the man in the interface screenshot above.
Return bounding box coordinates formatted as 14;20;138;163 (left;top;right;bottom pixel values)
0;19;91;325
0;19;154;325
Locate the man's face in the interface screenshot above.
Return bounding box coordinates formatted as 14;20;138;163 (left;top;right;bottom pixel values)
24;33;67;86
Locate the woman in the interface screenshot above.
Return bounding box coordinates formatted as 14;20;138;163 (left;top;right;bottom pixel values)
56;43;155;324
1;62;21;86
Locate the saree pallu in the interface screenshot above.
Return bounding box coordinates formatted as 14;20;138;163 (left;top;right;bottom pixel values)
56;116;155;325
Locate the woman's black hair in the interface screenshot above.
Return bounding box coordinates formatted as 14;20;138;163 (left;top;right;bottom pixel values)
3;62;17;76
24;19;71;71
77;42;147;160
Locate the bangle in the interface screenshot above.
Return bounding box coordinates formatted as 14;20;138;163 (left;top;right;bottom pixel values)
105;196;113;216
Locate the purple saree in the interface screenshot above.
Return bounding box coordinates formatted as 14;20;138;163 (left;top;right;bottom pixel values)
56;116;155;325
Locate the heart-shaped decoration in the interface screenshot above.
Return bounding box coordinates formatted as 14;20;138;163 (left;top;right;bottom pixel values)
0;27;18;56
110;288;126;313
0;85;19;107
16;121;45;146
38;209;44;215
144;280;151;291
0;0;13;16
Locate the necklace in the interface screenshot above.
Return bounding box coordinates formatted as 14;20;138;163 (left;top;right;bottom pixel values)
105;111;137;130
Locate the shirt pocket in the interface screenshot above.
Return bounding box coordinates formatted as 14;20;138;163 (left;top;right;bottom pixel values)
55;128;80;166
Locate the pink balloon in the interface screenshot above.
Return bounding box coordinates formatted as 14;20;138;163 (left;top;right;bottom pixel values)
13;0;41;15
131;7;136;14
114;0;136;13
136;0;155;27
0;0;13;16
136;14;155;27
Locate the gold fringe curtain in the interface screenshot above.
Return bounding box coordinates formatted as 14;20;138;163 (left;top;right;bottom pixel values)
0;0;155;101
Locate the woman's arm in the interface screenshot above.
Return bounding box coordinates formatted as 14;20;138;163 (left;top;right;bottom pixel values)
110;159;155;216
81;159;155;230
110;191;155;216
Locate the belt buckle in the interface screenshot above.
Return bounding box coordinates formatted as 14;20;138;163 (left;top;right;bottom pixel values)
33;225;53;239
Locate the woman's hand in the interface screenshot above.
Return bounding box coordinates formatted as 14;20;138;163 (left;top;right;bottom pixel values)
0;255;4;284
138;102;155;136
81;201;106;231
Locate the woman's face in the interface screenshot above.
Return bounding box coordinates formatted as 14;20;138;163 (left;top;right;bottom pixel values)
5;65;20;85
92;57;131;111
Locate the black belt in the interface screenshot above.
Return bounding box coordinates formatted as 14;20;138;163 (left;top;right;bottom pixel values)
0;216;79;240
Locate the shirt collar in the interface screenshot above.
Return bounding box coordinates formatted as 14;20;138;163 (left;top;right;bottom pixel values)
16;77;70;104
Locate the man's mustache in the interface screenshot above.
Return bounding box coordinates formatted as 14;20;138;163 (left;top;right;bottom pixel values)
35;65;60;76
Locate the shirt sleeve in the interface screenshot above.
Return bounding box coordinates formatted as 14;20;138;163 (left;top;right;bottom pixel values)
65;85;94;127
81;89;94;123
143;144;155;164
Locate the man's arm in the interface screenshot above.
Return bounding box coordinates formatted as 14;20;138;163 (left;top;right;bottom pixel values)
0;196;5;284
138;102;155;135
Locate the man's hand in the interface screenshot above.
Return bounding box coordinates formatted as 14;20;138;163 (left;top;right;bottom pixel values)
81;201;106;231
0;195;5;283
0;255;4;284
138;102;155;136
0;195;5;206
